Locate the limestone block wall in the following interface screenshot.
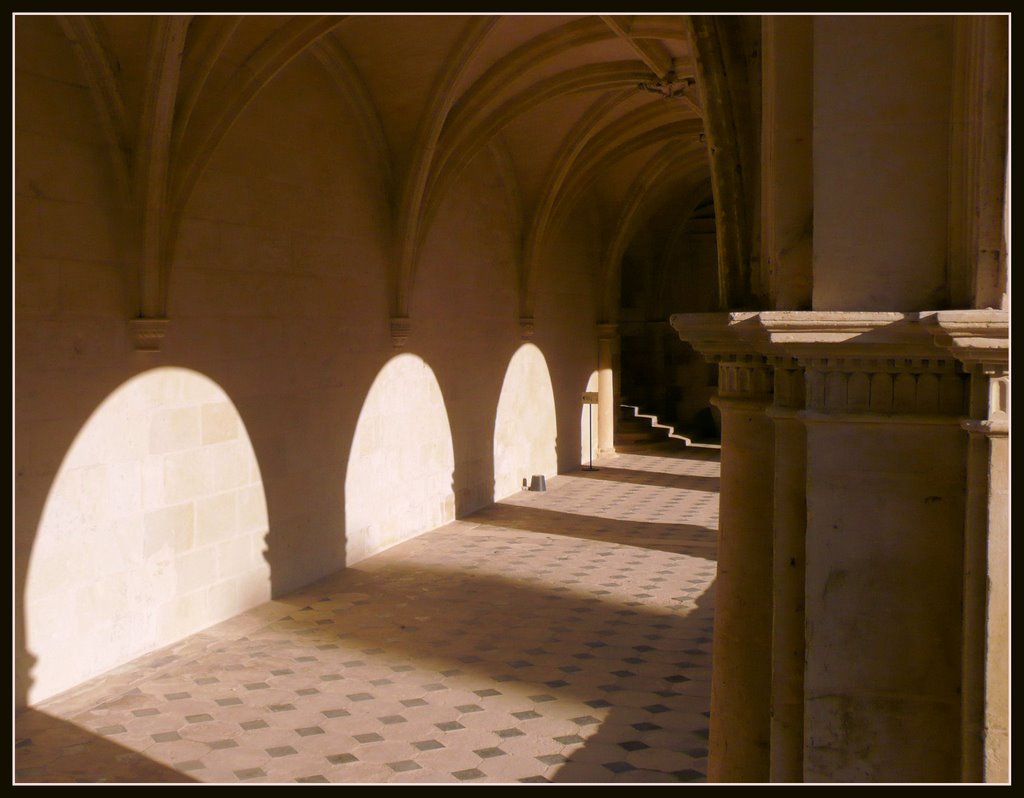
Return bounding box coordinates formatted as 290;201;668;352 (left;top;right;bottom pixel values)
345;355;456;565
15;17;605;706
25;369;270;704
493;344;559;500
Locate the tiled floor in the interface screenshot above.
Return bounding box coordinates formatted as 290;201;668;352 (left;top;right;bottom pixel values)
15;443;720;784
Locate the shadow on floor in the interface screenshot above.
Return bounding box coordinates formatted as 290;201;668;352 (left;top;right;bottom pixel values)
467;503;717;561
15;709;199;783
570;466;720;493
18;445;719;784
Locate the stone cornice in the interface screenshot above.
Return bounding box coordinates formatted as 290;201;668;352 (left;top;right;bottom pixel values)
669;312;770;360
928;309;1009;372
670;311;975;416
758;311;945;360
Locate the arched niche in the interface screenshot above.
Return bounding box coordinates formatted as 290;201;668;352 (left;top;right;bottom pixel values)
25;368;270;704
493;343;558;500
345;354;456;566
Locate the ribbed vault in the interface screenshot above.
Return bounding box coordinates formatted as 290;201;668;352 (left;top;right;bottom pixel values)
55;13;723;337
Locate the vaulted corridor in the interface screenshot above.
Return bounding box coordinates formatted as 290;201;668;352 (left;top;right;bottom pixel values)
16;444;720;784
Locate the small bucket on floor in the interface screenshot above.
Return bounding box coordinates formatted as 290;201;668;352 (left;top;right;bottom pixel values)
528;474;547;492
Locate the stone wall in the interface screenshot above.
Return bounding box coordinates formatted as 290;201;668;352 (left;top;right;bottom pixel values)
14;16;603;707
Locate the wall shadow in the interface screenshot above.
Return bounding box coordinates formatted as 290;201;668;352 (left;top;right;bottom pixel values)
569;466;720;493
468;504;717;561
15;709;198;783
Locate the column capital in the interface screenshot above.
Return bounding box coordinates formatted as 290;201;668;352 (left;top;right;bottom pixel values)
596;322;618;339
757;312;967;418
129;317;169;352
390;316;411;348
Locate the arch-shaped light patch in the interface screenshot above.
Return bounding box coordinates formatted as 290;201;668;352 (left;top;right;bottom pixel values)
580;370;599;466
493;343;558;501
25;368;270;705
345;354;456;566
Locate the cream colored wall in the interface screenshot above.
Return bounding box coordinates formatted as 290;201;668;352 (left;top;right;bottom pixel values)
15;18;603;705
345;355;456;565
493;344;558;500
25;370;270;704
580;371;599;465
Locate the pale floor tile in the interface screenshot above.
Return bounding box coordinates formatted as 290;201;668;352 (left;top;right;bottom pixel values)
17;443;718;784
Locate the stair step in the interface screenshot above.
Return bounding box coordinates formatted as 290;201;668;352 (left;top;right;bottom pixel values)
617;404;691;447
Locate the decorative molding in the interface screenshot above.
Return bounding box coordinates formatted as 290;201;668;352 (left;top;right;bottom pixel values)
758;312;968;417
596;322;618;340
769;356;804;410
929;310;1008;432
669;311;767;360
800;356;965;416
671;311;979;418
519;316;535;340
390;316;412;349
718;354;773;402
129;318;169;352
928;310;1008;371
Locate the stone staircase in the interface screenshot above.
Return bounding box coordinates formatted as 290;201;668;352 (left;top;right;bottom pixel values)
615;403;691;447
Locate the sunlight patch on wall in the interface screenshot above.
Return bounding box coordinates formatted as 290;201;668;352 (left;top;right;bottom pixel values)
25;368;270;705
493;343;558;501
345;354;455;566
580;370;599;466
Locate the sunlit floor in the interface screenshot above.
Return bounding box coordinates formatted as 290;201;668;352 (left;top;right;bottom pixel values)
16;444;720;784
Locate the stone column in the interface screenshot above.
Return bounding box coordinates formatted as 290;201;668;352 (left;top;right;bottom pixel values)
931;311;1009;783
765;357;806;782
762;312;968;783
597;323;617;455
670;313;774;782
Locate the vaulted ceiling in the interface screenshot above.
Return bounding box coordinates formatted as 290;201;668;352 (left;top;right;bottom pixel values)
54;14;723;323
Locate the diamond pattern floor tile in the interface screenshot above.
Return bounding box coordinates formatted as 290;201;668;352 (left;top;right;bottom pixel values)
17;444;718;784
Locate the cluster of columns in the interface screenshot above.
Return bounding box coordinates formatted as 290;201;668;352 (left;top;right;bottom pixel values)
670;309;1008;783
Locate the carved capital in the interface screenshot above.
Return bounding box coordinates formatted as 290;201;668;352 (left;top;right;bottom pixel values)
129;317;169;352
799;356;966;416
757;312;969;417
390;316;411;348
596;322;618;340
769;356;804;410
519;316;535;340
718;354;773;402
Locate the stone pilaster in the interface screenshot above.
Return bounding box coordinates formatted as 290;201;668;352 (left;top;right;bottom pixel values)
597;323;617;455
670;313;774;782
930;310;1009;783
761;312;967;783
